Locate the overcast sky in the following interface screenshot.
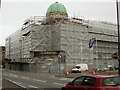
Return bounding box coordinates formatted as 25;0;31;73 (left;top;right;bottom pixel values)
0;0;119;46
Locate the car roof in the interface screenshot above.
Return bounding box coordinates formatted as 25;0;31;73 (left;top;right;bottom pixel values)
80;74;120;78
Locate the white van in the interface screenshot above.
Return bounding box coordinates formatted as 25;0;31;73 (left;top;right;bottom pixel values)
71;64;88;73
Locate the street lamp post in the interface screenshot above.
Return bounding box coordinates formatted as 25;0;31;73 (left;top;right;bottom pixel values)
116;0;120;75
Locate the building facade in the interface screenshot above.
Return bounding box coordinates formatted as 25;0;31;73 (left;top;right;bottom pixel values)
5;2;118;73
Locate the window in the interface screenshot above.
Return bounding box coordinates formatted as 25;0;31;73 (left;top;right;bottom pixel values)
72;76;96;86
72;76;86;85
75;66;80;69
102;77;120;86
81;77;96;86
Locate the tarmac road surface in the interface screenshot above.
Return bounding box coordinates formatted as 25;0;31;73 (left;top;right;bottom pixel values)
2;69;74;90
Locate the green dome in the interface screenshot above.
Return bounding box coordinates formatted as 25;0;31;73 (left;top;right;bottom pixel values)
46;2;67;14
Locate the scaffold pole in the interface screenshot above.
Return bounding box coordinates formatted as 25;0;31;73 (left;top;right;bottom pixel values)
116;0;120;75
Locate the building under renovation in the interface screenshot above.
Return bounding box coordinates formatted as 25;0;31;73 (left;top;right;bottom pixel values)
5;2;118;73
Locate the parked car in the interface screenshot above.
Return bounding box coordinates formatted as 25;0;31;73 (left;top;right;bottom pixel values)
114;66;119;70
71;64;88;73
62;74;120;90
107;65;114;71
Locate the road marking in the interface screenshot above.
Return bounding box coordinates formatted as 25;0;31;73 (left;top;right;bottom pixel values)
21;77;26;79
12;75;18;77
21;77;29;79
24;77;29;79
33;79;37;81
37;80;47;82
9;73;18;78
60;78;73;81
28;85;38;88
54;83;63;86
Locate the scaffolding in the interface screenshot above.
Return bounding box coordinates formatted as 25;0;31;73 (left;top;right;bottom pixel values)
5;16;118;72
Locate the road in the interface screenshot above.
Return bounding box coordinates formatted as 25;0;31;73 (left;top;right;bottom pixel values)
2;69;74;90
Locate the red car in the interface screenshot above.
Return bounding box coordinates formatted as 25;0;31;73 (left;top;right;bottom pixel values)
62;74;120;90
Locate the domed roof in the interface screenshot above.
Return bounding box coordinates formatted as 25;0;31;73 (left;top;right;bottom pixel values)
46;2;67;14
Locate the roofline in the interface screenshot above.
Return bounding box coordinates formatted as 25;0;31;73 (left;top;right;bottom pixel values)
79;74;120;78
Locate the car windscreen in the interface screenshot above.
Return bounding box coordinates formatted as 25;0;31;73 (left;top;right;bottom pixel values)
72;76;96;86
102;77;120;86
75;66;80;69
